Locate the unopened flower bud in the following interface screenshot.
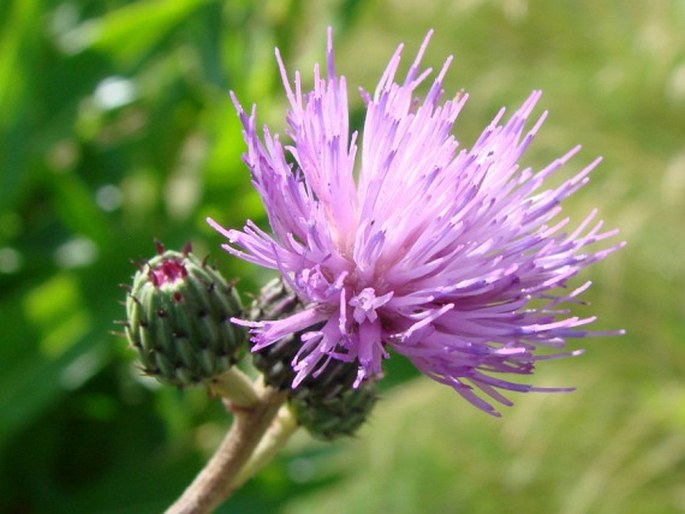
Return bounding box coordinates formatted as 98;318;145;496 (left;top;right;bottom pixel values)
124;243;246;387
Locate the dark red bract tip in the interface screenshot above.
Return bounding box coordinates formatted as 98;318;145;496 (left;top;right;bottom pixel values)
149;258;188;287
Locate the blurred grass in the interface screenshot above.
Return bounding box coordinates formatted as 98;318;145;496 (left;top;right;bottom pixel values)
0;0;683;512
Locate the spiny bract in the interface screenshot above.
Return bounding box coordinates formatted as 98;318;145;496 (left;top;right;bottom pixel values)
124;243;246;387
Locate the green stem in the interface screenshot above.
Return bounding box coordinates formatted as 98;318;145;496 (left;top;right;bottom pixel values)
165;385;287;514
209;367;259;408
231;404;299;490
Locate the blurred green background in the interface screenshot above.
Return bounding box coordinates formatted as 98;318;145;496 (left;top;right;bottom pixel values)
1;0;684;512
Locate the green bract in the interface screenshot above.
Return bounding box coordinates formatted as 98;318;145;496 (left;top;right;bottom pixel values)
125;245;246;387
250;278;378;440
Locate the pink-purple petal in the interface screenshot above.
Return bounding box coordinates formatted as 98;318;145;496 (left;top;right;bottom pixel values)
211;30;623;415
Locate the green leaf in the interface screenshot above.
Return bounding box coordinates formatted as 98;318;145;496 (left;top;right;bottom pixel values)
67;0;209;66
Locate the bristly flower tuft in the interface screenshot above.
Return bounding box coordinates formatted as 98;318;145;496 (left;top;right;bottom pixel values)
209;29;624;415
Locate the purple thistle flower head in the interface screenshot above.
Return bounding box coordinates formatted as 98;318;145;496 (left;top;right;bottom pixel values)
208;29;624;415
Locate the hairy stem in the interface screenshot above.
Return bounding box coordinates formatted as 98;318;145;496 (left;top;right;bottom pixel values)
165;385;287;514
231;404;299;490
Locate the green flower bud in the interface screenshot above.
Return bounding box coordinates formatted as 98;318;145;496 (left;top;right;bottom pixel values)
124;243;246;387
249;278;378;440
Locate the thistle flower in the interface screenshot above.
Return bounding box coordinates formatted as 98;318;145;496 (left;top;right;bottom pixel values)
209;30;623;415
